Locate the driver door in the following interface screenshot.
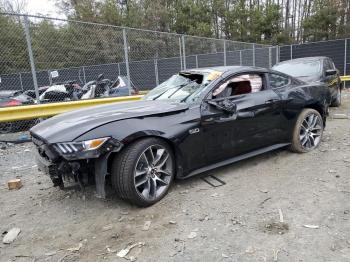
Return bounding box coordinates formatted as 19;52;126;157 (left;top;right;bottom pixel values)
200;73;284;165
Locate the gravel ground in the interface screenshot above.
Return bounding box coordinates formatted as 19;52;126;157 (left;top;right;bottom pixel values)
1;92;350;262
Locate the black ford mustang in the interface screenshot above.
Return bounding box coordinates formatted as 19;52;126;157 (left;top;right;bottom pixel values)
30;66;331;206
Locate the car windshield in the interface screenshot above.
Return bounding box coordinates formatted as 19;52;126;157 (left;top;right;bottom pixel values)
143;71;222;103
273;60;321;77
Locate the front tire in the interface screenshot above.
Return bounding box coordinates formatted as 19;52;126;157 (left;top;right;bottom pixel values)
290;109;324;153
111;138;175;207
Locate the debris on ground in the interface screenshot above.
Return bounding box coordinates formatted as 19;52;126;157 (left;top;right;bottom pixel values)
3;228;21;244
210;193;219;197
169;220;176;224
45;251;57;256
259;197;272;206
332;113;348;119
328;169;337;173
187;231;197;239
67;242;83;252
245;246;256;254
278;209;284;223
142;221;152;231
102;224;113;231
116;242;145;259
258;189;269;193
261;221;289;235
7;178;22;190
273;249;280;262
303;224;319;229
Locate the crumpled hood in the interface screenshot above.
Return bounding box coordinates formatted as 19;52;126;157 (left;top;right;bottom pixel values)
30;100;188;143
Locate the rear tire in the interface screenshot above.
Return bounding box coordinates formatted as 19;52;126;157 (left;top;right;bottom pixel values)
331;87;341;107
111;138;175;207
290;108;324;153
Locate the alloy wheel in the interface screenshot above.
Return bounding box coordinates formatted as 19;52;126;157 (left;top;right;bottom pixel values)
134;144;173;200
299;113;323;149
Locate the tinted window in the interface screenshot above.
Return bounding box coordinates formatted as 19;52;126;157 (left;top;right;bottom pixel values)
323;59;332;70
269;73;290;88
272;60;321;77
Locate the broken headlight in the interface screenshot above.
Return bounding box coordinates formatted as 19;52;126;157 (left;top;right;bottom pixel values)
55;137;110;154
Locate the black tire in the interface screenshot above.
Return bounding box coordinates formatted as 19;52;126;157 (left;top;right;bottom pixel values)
111;137;175;207
331;87;341;107
290;108;324;153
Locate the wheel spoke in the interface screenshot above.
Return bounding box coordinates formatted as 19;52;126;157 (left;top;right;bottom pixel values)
153;148;165;165
310;115;318;128
309;135;315;147
301;135;308;145
141;179;151;198
135;177;149;188
141;153;150;167
157;169;172;176
155;176;168;186
155;153;169;169
149;178;157;199
301;121;309;130
307;114;314;127
135;169;147;178
147;147;155;164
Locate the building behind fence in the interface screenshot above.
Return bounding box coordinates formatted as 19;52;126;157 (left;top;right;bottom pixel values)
0;13;277;94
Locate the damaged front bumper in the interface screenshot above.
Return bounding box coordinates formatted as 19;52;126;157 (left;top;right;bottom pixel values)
32;135;123;198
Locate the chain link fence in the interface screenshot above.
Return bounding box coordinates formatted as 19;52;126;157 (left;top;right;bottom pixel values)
0;12;276;134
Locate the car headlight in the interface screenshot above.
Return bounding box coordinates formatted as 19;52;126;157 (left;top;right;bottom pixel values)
55;137;110;154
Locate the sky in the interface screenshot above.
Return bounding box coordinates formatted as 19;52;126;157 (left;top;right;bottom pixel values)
25;0;64;18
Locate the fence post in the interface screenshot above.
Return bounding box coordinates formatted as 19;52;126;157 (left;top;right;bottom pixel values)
290;45;293;60
23;15;40;103
239;50;242;65
179;37;183;70
181;35;186;70
223;40;227;66
82;66;87;84
19;73;23;90
268;47;272;68
122;28;131;95
253;44;256;66
117;63;121;75
48;70;52;86
276;46;279;64
344;39;347;76
154;59;159;86
195;55;199;68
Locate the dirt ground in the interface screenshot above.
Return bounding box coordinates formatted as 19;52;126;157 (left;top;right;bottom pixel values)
1;92;350;262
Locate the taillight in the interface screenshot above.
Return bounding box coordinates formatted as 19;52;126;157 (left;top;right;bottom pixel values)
3;99;22;107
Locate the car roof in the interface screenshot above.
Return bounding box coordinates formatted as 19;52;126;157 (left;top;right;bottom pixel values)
274;56;330;66
181;66;268;75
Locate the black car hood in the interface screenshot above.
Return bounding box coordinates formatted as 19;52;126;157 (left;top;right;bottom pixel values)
30;100;188;143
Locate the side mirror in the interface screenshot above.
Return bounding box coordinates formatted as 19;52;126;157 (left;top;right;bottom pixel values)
325;69;337;76
207;99;237;114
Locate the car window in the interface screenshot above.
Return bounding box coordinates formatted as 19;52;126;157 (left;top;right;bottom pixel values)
143;70;222;103
212;74;263;99
272;60;321;77
324;59;335;71
323;59;332;71
269;73;290;88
